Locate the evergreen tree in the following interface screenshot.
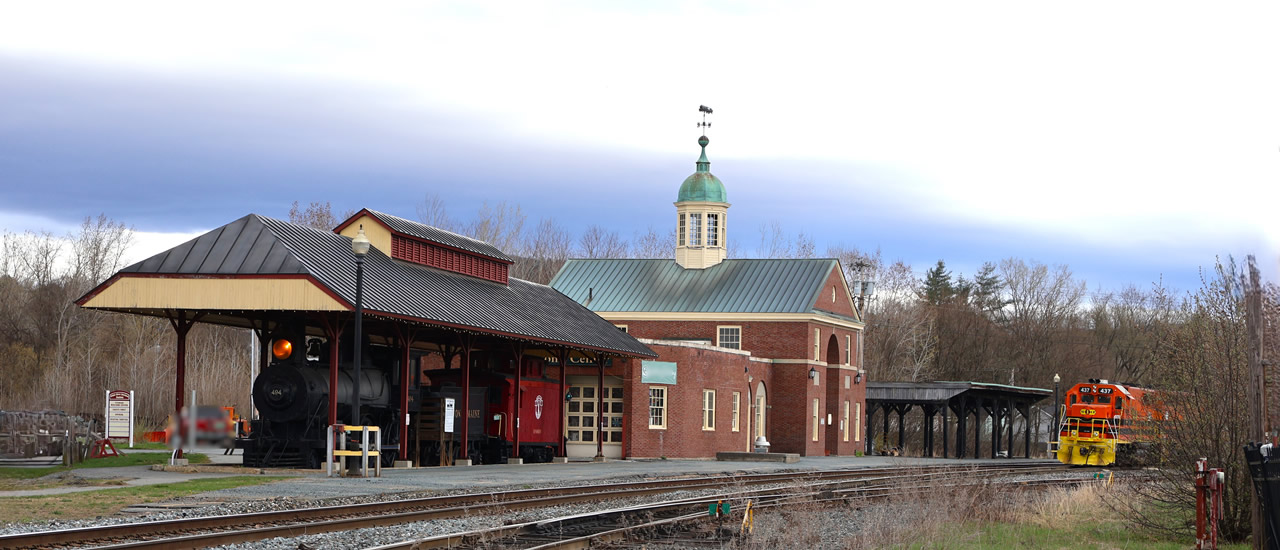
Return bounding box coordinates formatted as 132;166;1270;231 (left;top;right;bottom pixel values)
967;262;1008;314
920;260;957;305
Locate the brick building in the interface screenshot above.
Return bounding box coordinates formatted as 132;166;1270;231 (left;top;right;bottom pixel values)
551;134;867;458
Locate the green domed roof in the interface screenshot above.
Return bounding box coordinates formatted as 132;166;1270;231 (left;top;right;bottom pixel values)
677;136;726;203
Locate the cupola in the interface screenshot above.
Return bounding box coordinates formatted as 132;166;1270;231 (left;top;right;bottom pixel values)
674;128;730;269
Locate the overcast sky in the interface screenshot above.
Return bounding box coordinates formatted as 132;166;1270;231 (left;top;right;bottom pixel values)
1;1;1276;294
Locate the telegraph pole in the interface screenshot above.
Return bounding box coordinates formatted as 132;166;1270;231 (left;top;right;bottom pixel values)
1245;255;1265;548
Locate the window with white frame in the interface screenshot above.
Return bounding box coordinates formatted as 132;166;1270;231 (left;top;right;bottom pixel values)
689;213;702;246
844;375;850;389
706;213;719;246
702;389;716;430
845;335;851;365
678;214;686;246
616;325;628;333
732;391;741;432
843;400;850;442
855;402;862;441
648;387;667;429
717;326;741;350
812;398;820;441
814;329;821;360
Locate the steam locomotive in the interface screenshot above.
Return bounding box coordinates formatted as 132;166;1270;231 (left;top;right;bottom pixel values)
240;328;563;469
1054;379;1164;466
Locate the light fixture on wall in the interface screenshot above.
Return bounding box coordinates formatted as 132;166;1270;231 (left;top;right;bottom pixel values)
854;372;863;384
808;367;817;380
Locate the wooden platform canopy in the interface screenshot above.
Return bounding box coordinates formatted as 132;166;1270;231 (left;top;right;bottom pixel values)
77;211;656;459
865;381;1051;459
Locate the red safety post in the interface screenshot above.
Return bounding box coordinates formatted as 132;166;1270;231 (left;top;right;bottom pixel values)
1196;458;1226;550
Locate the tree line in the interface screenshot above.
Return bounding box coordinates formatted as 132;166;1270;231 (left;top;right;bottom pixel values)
2;199;1276;542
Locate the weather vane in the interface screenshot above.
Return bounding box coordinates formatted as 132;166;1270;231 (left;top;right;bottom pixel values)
698;105;713;133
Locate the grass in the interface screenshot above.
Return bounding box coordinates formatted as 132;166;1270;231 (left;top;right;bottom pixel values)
740;472;1251;549
0;475;286;523
0;453;210;487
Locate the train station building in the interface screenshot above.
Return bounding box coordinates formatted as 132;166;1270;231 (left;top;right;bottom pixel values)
551;134;868;458
75;131;868;465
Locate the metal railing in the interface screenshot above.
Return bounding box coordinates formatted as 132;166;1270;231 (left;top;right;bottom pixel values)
327;424;382;477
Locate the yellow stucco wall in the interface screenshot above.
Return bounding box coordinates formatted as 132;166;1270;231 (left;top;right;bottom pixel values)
82;277;347;311
337;214;392;256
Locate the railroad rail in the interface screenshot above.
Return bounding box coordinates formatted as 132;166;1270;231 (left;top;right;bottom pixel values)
373;466;1109;550
1;462;1072;549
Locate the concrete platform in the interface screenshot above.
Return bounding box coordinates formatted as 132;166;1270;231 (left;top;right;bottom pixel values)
1;446;1060;500
715;451;800;463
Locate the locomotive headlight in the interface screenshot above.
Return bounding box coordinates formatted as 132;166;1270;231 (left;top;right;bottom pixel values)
272;338;293;360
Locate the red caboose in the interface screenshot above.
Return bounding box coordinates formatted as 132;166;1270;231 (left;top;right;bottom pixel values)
421;355;562;464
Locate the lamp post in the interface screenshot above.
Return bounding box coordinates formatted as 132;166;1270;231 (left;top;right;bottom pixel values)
1052;373;1061;437
350;226;371;430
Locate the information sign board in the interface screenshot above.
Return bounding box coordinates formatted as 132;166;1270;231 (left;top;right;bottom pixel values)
105;390;134;447
444;398;456;433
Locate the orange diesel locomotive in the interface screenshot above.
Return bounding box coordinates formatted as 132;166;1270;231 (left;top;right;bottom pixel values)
1054;379;1162;466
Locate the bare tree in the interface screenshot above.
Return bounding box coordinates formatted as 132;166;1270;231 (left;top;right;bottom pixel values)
757;221;814;259
415;192;457;231
1122;259;1253;542
465;201;525;254
512;218;571;284
289;201;346;230
578;225;628;259
631;226;672;259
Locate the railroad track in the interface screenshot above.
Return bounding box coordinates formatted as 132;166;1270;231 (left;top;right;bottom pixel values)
372;467;1108;550
0;462;1070;549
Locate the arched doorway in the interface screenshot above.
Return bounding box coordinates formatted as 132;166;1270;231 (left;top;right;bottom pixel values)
754;381;767;443
826;333;841;454
826;333;840;366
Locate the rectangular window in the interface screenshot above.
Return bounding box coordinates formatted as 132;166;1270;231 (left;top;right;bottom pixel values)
845;335;851;365
814;328;821;360
845;375;850;390
649;387;667;429
732;392;741;432
702;390;716;430
717;326;741;350
706;213;719;246
812;398;820;441
855;402;862;441
689;213;702;246
616;325;628;333
843;400;850;442
678;214;686;246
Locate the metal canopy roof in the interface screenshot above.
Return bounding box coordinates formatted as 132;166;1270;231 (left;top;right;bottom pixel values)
81;214;654;358
347;209;514;263
867;381;1051;405
550;258;843;314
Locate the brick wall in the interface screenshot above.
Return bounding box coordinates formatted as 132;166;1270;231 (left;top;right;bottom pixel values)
618;320;811;361
622;343;760;459
812;264;859;318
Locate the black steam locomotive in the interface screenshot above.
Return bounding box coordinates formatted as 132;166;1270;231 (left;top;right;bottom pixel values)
240;327;562;469
241;330;407;469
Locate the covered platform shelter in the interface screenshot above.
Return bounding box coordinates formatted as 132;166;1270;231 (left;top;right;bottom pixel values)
865;381;1051;459
76;210;656;464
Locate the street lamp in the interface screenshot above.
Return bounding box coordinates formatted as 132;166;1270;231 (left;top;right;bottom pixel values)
350;226;370;430
1052;373;1061;436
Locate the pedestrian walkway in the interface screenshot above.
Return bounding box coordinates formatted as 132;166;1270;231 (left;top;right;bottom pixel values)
2;448;1059;500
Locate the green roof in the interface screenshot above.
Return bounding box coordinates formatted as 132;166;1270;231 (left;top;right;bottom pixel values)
550;258;844;314
677;135;727;203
